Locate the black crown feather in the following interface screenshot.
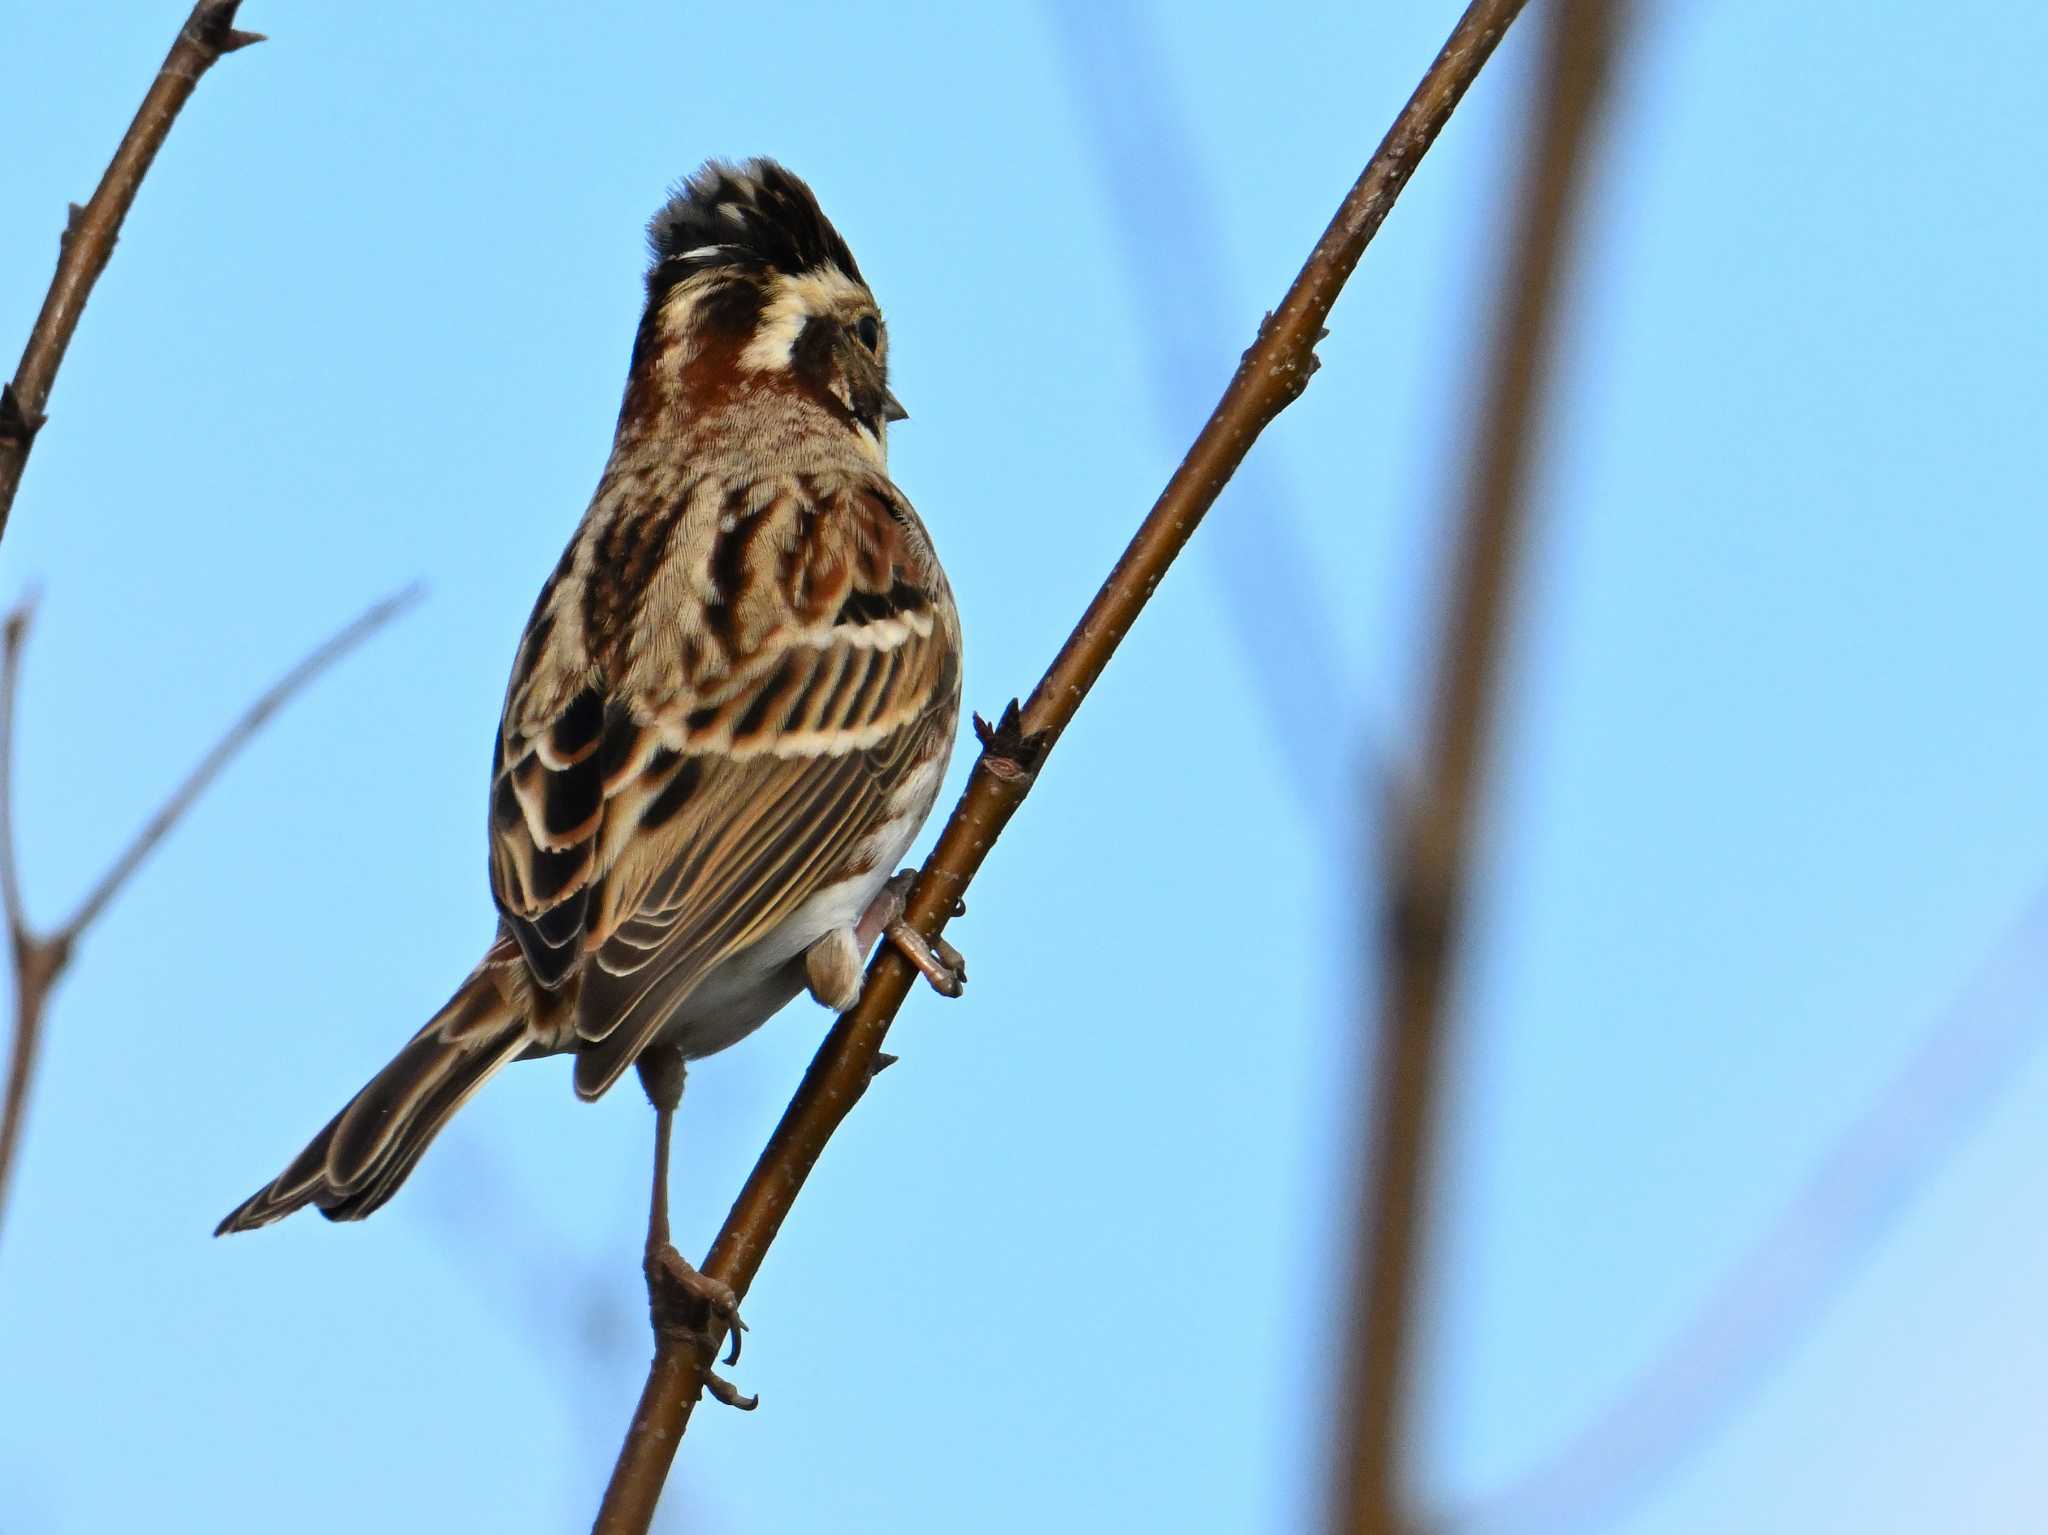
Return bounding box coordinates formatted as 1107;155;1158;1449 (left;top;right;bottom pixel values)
646;159;864;294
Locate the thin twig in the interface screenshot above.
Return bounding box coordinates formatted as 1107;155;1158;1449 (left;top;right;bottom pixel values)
0;587;417;1253
1329;2;1626;1531
590;1;1533;1528
0;599;58;1262
61;587;417;939
0;599;40;948
0;0;264;548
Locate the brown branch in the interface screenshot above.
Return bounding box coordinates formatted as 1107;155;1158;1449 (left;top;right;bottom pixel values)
0;586;417;1254
0;601;38;952
590;1;1534;1528
0;1;264;549
1328;2;1627;1531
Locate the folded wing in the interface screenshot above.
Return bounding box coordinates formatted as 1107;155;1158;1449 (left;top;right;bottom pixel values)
487;473;958;1098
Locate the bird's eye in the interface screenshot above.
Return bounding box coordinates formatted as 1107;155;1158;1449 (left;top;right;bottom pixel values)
855;315;880;352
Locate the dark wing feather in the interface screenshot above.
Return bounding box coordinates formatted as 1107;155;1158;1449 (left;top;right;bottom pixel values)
490;685;612;987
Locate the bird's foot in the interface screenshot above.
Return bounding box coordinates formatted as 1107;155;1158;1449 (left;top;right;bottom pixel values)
886;919;967;998
855;868;967;998
645;1242;756;1410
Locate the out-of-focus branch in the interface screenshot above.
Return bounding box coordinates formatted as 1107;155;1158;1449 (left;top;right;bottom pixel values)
590;1;1533;1529
1446;878;2048;1534
1046;0;1354;825
0;0;263;548
0;587;417;1253
1329;2;1626;1531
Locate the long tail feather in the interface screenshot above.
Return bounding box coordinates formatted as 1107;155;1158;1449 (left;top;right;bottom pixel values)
217;957;530;1234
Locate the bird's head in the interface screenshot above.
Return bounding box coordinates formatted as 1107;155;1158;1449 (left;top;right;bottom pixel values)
625;159;904;462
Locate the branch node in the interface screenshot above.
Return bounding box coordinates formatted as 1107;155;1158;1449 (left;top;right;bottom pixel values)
2;594;37;646
1240;310;1277;365
14;933;70;997
1275;350;1320;404
190;2;265;55
59;203;89;257
0;387;46;452
972;701;1048;786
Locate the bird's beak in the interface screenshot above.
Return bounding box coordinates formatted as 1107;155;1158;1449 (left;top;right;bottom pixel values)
883;389;909;424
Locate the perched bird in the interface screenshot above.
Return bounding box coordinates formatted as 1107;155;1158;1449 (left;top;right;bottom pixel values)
219;162;965;1330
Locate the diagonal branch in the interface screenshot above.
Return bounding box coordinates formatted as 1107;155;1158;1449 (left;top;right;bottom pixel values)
1329;1;1628;1530
58;587;417;942
0;586;417;1254
0;0;264;549
590;1;1534;1528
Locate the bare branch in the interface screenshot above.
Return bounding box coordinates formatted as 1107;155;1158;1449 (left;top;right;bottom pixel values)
0;0;264;548
1328;2;1628;1530
0;596;41;948
0;587;414;1254
0;600;58;1261
1446;878;2048;1534
58;584;420;942
1047;0;1355;823
590;1;1534;1528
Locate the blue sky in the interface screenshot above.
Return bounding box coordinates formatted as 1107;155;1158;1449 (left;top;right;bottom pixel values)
2;2;2045;1531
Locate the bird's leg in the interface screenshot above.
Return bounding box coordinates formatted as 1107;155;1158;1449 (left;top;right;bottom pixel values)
634;1046;756;1410
860;868;968;998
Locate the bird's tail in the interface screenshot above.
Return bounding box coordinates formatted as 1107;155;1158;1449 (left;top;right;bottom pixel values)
217;950;532;1235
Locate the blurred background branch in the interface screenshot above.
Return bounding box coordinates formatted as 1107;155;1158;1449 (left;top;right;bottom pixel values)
1330;0;1626;1528
1045;0;1354;826
0;586;416;1256
0;0;262;548
591;2;1535;1528
417;1133;696;1531
1447;881;2048;1532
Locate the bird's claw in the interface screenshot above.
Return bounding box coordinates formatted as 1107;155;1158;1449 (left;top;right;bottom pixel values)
702;1369;759;1411
645;1242;757;1410
885;919;968;998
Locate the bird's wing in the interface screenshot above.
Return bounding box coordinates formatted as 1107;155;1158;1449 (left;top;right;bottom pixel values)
488;473;958;1098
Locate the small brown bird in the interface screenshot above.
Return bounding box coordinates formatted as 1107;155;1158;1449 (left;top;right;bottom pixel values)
219;163;964;1303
